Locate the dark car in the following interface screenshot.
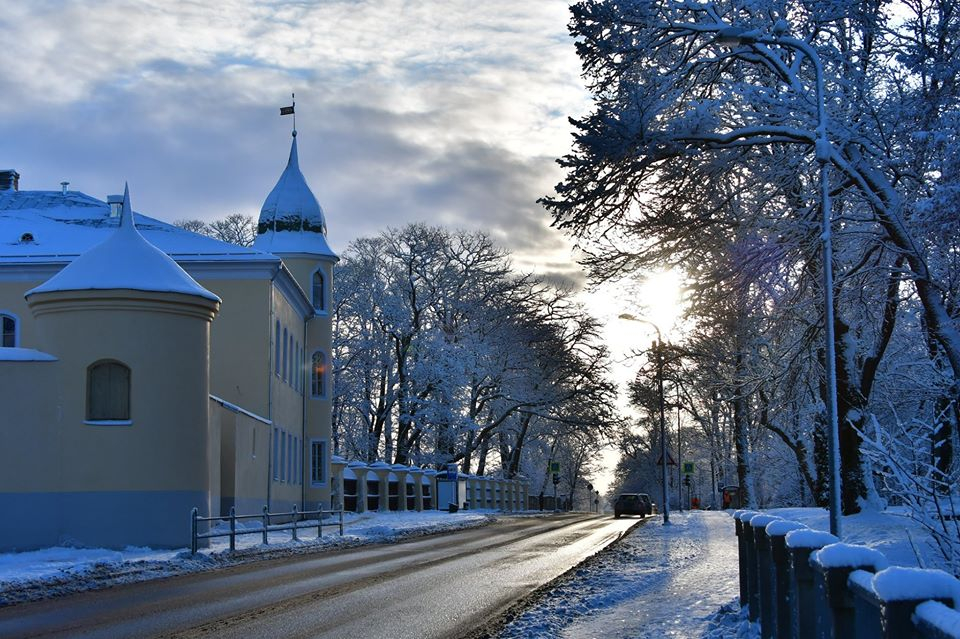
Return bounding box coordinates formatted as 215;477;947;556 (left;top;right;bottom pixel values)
614;493;651;518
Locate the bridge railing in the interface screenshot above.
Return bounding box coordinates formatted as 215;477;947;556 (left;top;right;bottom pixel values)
733;510;960;638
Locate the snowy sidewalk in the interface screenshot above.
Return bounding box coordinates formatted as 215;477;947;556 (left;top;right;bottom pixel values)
496;510;743;639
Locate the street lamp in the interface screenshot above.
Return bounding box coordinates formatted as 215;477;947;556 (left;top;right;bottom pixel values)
618;313;670;525
716;25;842;537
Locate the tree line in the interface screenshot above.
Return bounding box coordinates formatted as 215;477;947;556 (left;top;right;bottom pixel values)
549;0;960;570
175;217;619;502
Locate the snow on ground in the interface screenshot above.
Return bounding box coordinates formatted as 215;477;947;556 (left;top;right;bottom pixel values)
495;510;748;639
493;506;944;639
765;506;933;569
0;509;497;607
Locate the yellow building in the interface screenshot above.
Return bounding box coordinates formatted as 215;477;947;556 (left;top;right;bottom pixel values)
0;132;336;550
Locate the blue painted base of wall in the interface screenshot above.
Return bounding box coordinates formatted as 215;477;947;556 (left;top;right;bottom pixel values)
0;491;208;551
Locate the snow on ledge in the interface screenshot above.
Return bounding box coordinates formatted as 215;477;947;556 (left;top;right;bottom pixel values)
813;542;889;570
0;347;57;361
785;529;838;549
734;509;759;521
766;520;807;537
872;567;960;603
914;601;960;634
749;514;781;529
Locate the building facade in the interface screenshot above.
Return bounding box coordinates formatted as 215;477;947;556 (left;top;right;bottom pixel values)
0;132;336;550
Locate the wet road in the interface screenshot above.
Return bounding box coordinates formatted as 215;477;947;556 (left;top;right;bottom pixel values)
0;513;639;639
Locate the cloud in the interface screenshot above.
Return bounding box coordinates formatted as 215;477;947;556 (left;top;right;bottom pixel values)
0;0;590;281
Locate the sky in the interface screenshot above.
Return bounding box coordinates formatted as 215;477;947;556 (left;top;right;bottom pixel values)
1;0;682;492
1;0;591;289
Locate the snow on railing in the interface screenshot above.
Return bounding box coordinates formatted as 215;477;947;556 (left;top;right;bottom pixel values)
190;505;344;555
733;509;960;638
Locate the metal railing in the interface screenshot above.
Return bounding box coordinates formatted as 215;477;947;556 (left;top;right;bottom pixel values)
733;510;960;638
190;505;344;555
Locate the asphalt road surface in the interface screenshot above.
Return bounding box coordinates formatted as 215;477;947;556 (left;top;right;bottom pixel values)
0;513;640;639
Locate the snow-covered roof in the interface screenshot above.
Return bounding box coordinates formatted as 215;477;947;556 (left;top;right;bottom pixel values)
0;347;57;362
253;134;337;260
0;189;276;265
27;186;220;302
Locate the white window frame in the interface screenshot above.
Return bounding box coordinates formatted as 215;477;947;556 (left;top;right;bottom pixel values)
311;350;328;399
0;311;19;348
310;438;328;486
295;341;301;392
282;327;288;383
85;359;132;424
311;268;326;313
274;320;281;376
273;427;280;481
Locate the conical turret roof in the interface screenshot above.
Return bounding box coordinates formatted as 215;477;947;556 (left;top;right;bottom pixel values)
26;185;220;302
253;134;336;258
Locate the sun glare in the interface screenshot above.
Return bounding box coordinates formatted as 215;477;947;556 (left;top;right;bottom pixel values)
639;269;685;337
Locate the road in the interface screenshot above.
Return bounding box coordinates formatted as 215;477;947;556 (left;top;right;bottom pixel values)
0;513;640;639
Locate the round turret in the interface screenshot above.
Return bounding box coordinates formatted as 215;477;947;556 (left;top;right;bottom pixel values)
23;185;220;548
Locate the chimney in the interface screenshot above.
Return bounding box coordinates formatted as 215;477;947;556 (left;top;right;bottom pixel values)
0;170;19;191
60;181;69;195
107;194;123;217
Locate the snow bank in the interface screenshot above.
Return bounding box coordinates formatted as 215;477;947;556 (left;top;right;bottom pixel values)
872;567;960;604
766;520;806;537
0;510;498;605
812;543;889;570
785;529;838;549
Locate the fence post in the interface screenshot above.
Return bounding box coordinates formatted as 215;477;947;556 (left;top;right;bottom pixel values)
339;509;344;536
262;505;269;545
784;529;837;639
229;506;236;552
812;543;888;639
318;508;323;539
872;566;958;639
292;504;299;541
190;507;199;555
740;512;761;621
766;520;807;639
735;510;757;607
749;514;782;637
849;570;882;639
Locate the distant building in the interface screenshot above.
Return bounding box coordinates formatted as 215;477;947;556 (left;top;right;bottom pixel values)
0;132;336;550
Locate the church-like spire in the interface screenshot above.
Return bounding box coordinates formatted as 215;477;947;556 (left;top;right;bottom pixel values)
26;184;219;301
119;182;134;230
253;128;336;259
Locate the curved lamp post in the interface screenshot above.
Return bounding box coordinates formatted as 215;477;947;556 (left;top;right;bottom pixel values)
716;25;842;537
619;313;670;525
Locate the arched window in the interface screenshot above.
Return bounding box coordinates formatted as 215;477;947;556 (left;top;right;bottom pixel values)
87;360;131;421
311;351;327;398
295;341;301;392
1;312;17;347
312;270;325;312
282;327;288;382
288;333;294;384
274;320;281;376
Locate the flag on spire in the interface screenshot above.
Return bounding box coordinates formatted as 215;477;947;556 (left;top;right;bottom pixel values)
281;92;295;116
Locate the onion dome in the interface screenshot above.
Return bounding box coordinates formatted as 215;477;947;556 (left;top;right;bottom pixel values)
253;133;336;258
26;184;219;302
